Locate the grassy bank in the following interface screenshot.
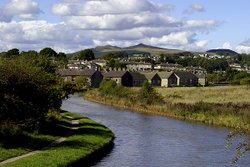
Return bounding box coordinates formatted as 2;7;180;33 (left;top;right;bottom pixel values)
155;86;250;104
0;111;114;166
84;86;250;133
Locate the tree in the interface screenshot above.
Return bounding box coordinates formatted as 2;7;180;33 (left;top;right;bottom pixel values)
39;47;57;57
0;55;64;132
103;53;118;61
75;76;90;91
57;52;67;60
107;59;126;70
20;50;38;57
77;49;95;61
139;81;163;104
6;48;19;56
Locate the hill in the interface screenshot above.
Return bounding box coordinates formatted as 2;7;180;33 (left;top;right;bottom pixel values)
206;49;238;55
68;43;207;59
92;43;183;58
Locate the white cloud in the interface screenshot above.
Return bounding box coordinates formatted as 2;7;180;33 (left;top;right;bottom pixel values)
52;0;172;16
222;42;232;49
0;0;42;22
184;3;205;14
149;31;195;46
235;39;250;54
195;40;209;48
52;3;72;16
185;20;218;32
0;0;219;53
235;45;250;54
64;13;180;30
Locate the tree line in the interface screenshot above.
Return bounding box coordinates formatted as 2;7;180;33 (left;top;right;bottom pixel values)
0;48;71;136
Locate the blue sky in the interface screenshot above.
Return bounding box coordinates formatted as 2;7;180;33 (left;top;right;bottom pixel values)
0;0;250;53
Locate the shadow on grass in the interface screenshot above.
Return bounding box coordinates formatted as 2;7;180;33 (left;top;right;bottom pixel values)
67;141;114;167
0;133;54;150
0;119;71;150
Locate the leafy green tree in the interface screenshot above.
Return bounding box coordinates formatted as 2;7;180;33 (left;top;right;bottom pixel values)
139;81;163;104
6;48;19;56
103;53;118;61
75;76;90;91
57;52;67;60
39;47;57;57
107;59;126;70
0;55;63;132
77;49;95;61
20;50;38;57
233;71;249;80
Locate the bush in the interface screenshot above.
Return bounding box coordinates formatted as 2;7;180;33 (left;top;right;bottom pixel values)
240;78;250;86
139;81;163;104
75;76;90;91
99;79;117;96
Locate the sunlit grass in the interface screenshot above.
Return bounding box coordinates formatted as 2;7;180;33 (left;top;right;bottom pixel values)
155;86;250;104
0;112;114;166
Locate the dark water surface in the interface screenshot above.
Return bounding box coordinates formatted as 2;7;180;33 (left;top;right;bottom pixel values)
61;95;249;167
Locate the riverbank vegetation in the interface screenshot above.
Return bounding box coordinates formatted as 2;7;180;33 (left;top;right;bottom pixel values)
0;111;114;166
85;81;250;163
86;81;250;132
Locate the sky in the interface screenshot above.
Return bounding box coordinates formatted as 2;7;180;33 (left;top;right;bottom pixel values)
0;0;250;54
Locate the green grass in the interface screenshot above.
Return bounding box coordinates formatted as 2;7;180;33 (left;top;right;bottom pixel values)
0;112;114;166
155;85;250;104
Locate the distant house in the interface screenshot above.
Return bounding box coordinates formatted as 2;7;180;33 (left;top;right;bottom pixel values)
174;71;198;86
129;72;147;87
103;71;133;87
195;73;208;86
158;72;177;87
125;62;153;71
92;59;107;68
143;73;161;86
57;69;103;88
85;62;101;71
154;63;183;71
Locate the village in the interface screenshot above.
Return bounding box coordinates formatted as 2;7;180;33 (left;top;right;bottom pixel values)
57;58;208;88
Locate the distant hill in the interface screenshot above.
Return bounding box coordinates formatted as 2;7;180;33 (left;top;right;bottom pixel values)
206;49;238;55
92;43;183;58
68;43;204;58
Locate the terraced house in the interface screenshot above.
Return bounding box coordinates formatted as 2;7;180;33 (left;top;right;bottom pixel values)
57;69;103;88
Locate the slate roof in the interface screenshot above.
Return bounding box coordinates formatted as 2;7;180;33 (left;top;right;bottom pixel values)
57;69;96;77
140;72;158;80
157;72;174;79
103;71;128;78
129;72;147;80
174;71;198;79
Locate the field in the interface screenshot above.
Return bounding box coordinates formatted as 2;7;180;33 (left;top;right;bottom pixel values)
156;86;250;104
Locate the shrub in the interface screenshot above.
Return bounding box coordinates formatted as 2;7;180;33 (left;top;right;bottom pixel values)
240;78;250;86
139;81;163;104
99;79;117;96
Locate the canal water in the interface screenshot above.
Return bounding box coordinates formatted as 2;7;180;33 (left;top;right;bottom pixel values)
61;95;249;167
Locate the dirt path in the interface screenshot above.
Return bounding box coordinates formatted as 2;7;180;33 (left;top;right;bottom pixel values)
0;117;79;165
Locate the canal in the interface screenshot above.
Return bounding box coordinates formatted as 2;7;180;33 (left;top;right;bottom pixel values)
61;95;249;167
